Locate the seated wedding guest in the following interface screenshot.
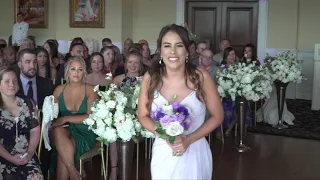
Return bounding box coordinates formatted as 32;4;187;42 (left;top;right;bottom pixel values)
241;43;260;66
50;56;98;180
16;48;53;177
123;38;134;57
217;47;251;138
64;37;84;64
142;43;152;68
188;40;197;61
36;47;51;79
3;46;18;75
43;40;59;79
83;44;91;72
213;39;231;65
138;39;149;46
0;67;43;179
49;39;66;65
112;45;125;71
100;46;124;77
3;46;16;66
0;49;4;67
195;49;219;121
102;38;112;47
18;38;34;52
56;43;86;85
193;41;208;66
0;39;7;49
86;52;108;88
16;48;53;109
198;49;218;81
113;50;143;87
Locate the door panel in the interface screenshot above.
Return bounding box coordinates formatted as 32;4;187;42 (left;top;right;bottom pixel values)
221;2;258;57
186;1;258;57
186;2;221;53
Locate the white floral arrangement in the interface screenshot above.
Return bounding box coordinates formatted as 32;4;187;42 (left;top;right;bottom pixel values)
217;62;273;101
84;75;154;145
264;51;305;83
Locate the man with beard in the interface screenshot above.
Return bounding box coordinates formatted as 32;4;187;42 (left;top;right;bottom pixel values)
17;48;53;108
16;48;53;178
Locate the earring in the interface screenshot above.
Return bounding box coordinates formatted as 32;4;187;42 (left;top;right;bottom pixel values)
186;56;189;63
159;57;163;64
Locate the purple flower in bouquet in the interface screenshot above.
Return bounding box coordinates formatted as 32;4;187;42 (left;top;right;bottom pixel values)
159;115;173;128
151;108;166;121
182;117;192;130
172;102;189;117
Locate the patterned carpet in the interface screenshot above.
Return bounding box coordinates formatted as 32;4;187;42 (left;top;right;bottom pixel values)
247;99;320;140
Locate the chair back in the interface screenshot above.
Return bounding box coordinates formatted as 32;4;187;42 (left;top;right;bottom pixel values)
37;109;45;159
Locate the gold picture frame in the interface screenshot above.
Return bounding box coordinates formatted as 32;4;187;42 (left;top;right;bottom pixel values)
14;0;48;28
69;0;105;28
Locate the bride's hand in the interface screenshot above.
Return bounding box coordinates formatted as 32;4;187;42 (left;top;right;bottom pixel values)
170;136;191;155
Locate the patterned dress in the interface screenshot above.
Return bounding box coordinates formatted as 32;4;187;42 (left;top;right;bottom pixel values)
0;97;43;180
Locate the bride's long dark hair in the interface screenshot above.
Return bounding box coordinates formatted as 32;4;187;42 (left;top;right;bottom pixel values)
146;24;205;109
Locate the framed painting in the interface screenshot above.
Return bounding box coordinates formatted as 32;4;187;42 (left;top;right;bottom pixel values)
14;0;48;28
69;0;105;28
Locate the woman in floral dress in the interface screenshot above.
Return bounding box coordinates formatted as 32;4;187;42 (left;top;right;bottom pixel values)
0;67;43;180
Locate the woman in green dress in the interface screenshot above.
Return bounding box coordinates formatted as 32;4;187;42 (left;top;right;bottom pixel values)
50;56;98;180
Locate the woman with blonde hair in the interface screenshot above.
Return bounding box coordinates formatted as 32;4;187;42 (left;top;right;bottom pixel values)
50;56;98;180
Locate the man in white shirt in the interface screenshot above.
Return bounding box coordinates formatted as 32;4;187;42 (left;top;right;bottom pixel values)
12;13;29;47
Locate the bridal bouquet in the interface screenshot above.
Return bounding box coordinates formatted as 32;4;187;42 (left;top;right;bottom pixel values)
151;95;192;144
84;75;154;145
264;51;305;83
217;62;273;101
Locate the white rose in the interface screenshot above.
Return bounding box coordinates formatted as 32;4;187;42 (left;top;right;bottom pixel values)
162;104;174;115
106;100;116;109
165;121;184;136
84;118;95;126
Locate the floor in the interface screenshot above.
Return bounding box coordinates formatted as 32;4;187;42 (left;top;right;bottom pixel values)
62;133;320;180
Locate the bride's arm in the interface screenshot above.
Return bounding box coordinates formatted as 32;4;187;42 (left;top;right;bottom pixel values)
187;69;223;143
138;72;157;134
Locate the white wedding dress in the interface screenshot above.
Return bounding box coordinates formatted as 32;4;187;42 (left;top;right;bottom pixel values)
256;85;295;125
151;91;212;180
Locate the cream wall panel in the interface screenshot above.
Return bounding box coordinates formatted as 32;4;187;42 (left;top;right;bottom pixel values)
132;0;176;44
267;0;298;49
297;0;320;51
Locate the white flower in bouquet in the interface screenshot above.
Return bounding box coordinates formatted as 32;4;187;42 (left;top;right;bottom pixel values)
216;62;273;101
165;121;184;136
264;51;305;84
162;104;174;115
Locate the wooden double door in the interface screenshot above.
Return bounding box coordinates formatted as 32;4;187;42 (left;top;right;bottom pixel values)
185;0;258;57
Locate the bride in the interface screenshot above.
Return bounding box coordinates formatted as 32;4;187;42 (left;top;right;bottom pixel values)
138;24;223;179
256;84;295;125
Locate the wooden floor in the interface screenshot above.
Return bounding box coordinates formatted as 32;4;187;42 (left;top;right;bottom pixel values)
76;133;320;180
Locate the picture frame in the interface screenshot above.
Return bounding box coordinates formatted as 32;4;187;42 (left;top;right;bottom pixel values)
14;0;48;28
69;0;105;28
